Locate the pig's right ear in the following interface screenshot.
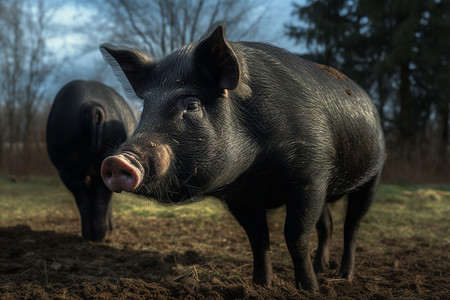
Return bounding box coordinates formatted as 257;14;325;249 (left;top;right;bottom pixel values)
194;25;240;91
100;44;153;100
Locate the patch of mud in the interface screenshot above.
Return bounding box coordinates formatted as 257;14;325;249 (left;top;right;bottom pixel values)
315;63;347;80
1;213;449;299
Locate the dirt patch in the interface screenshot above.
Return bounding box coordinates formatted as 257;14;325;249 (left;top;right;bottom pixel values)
1;212;449;299
315;63;347;80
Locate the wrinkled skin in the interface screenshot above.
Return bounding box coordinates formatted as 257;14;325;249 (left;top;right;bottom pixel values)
100;25;385;291
47;80;136;241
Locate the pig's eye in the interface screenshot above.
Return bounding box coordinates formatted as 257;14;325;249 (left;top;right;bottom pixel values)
187;102;199;111
183;97;201;112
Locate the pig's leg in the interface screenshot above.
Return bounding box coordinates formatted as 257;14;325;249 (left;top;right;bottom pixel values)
91;175;113;241
106;195;114;231
284;186;325;291
227;202;273;286
314;203;333;273
339;173;380;281
58;169;93;240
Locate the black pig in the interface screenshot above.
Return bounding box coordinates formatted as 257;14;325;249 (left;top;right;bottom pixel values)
47;80;136;241
100;25;385;291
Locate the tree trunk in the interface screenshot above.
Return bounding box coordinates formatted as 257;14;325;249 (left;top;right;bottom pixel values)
398;63;414;143
439;99;449;162
377;73;386;131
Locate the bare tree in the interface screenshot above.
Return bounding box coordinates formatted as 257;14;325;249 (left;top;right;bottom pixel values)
0;0;54;173
92;0;269;58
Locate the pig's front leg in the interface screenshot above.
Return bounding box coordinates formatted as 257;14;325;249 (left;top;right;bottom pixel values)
227;201;273;286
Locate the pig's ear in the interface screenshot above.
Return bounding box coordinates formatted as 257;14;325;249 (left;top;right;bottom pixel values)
194;25;240;90
100;43;153;100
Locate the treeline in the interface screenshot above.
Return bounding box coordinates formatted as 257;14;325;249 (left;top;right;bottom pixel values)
0;1;55;174
286;0;450;182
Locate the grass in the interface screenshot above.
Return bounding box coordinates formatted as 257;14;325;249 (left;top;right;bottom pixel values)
0;176;449;246
0;176;227;223
0;176;74;221
359;184;450;246
114;193;225;220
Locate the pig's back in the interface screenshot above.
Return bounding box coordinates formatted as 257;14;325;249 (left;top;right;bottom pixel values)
47;80;135;169
233;42;385;194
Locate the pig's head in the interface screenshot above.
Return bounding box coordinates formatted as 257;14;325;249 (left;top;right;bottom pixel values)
100;24;256;203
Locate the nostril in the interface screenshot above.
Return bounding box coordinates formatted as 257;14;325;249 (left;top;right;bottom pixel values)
121;171;132;180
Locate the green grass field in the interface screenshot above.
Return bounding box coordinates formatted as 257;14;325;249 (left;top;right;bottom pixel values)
0;176;224;221
1;176;449;246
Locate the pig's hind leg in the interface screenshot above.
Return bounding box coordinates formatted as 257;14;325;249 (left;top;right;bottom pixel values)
339;173;380;281
91;175;114;241
314;203;333;273
58;169;93;240
284;184;327;291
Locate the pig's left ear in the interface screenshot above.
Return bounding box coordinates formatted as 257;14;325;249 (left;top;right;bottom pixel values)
100;44;153;100
194;25;240;90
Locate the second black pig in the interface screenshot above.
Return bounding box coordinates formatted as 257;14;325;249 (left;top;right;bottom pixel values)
47;80;136;241
100;25;385;291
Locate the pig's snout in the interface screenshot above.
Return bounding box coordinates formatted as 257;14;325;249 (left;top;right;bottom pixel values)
101;153;144;192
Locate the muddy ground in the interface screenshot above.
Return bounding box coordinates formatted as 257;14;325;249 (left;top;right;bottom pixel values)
0;204;449;299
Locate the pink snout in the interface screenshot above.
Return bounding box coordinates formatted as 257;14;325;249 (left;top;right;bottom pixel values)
101;153;144;192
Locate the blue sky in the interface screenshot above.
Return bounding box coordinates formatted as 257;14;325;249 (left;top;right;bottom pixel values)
47;0;304;53
43;0;307;98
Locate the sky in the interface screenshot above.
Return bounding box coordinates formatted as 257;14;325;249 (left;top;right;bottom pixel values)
47;0;303;53
43;0;306;99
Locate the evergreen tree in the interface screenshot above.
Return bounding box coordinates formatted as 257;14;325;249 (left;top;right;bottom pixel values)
286;0;449;154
